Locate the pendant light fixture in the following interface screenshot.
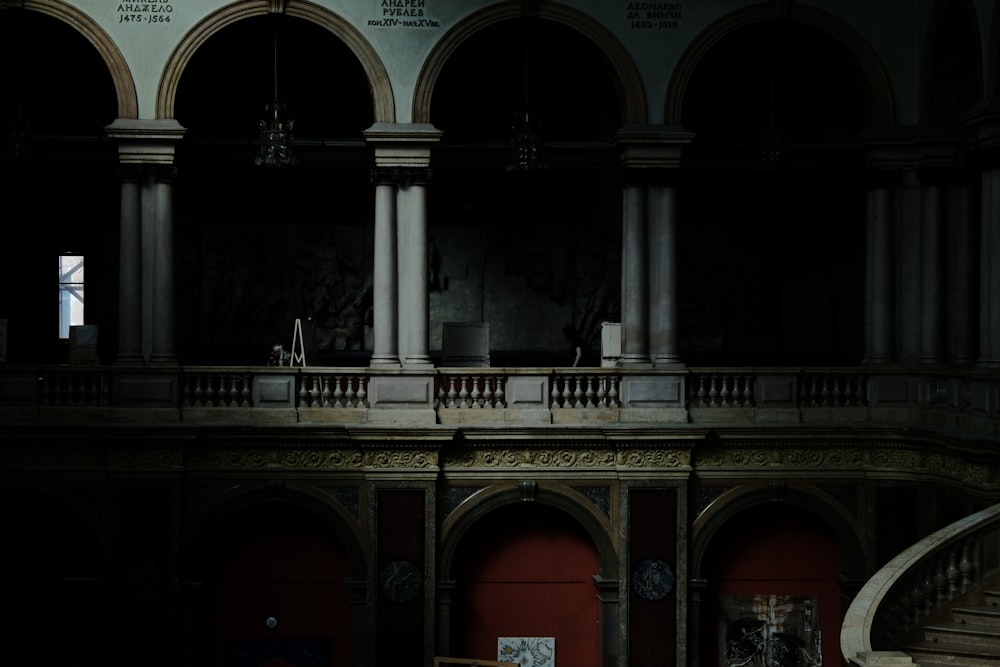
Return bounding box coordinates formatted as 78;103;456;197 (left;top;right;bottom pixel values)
507;2;544;172
256;12;295;169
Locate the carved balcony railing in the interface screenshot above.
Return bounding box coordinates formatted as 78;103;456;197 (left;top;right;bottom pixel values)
840;502;1000;665
0;365;996;435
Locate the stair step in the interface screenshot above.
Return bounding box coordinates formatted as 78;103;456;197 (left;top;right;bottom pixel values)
905;639;1000;666
983;591;1000;608
925;622;1000;648
954;606;1000;627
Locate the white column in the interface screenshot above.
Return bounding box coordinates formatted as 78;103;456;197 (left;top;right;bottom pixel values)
648;181;681;366
865;184;894;364
117;167;143;364
947;182;977;364
621;180;649;366
149;167;177;364
980;167;1000;366
896;171;921;366
371;169;399;367
919;182;944;363
398;170;432;367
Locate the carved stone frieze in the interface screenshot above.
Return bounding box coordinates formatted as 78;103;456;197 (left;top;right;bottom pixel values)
445;447;617;468
618;448;690;468
364;449;438;469
185;447;364;470
107;447;184;470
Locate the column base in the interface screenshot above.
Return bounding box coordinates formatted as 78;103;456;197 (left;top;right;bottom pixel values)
369;354;401;368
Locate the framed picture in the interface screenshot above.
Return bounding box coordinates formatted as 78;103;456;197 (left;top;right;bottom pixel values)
497;637;555;667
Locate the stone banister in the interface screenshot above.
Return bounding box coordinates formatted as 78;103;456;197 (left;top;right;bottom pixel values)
840;502;1000;665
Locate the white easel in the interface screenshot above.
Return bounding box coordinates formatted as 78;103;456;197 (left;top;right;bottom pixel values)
290;318;308;367
289;318;320;367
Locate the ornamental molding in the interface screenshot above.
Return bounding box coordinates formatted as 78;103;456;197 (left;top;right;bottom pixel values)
443;446;689;469
185;448;365;470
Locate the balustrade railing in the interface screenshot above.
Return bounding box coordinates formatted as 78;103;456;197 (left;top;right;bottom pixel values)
551;373;621;408
183;370;252;408
299;372;369;408
436;372;506;409
688;372;754;408
39;368;109;406
841;503;1000;665
1;365;996;433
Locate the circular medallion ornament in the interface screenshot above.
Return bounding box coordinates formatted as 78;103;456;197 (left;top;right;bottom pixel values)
379;559;422;603
632;558;674;601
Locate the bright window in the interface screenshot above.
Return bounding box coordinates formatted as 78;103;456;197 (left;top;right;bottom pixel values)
58;254;84;339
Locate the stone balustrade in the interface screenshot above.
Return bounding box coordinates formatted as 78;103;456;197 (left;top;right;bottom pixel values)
0;365;997;435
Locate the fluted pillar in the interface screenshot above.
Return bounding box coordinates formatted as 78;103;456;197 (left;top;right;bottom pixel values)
865;183;894;364
946;181;977;364
398;169;432;367
648;179;681;367
370;169;399;367
919;180;944;364
363;123;442;367
614;126;692;368
106;119;186;365
621;180;649;366
149;167;177;364
896;170;921;366
117;167;143;364
981;166;1000;366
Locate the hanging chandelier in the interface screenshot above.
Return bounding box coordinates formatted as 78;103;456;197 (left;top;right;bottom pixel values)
759;16;783;168
506;10;545;173
3;4;30;165
255;22;294;169
508;110;544;172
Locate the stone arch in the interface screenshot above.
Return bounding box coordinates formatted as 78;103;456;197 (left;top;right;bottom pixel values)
665;3;895;128
157;0;393;122
412;1;646;126
14;0;138;118
690;482;865;583
440;482;618;581
182;482;367;579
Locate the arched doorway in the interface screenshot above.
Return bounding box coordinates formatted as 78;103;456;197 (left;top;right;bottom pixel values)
196;500;355;667
699;503;844;666
450;502;602;667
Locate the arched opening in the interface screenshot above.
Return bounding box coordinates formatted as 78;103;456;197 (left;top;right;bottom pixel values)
0;7;119;364
679;18;868;365
196;500;355;666
699;503;844;667
427;17;624;366
450;502;602;667
173;14;376;364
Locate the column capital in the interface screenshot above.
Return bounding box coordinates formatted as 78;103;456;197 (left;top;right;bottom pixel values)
364;122;443;169
106;118;187;165
371;166;433;186
614;124;694;169
855;124;967;172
